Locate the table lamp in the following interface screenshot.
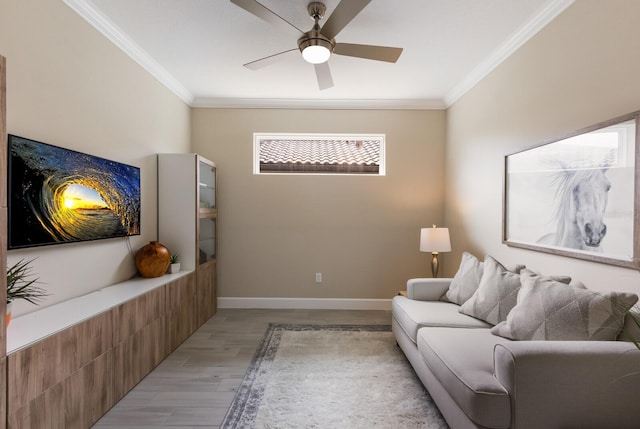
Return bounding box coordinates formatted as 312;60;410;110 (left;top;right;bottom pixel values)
420;225;451;278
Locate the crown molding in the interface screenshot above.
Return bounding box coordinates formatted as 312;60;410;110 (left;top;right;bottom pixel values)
63;0;194;105
443;0;575;108
191;97;446;110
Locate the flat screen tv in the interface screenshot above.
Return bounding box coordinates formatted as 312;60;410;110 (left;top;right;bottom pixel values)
8;135;141;249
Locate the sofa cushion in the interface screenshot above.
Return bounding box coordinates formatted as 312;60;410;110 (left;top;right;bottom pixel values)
618;309;640;343
392;295;491;344
492;269;639;341
459;256;522;325
443;252;484;305
460;260;572;326
417;327;512;428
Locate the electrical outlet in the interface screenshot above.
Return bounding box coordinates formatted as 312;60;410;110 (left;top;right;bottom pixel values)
315;272;322;283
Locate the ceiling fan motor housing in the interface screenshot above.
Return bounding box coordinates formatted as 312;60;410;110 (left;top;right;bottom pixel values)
298;2;334;57
298;30;335;55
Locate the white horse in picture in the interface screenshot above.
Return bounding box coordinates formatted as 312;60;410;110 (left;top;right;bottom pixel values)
537;167;611;251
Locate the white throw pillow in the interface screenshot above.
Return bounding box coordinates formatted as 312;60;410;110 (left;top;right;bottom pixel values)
491;269;638;341
443;252;483;305
460;262;571;326
459;256;522;325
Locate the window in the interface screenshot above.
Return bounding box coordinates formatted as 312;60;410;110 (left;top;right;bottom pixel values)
253;133;385;175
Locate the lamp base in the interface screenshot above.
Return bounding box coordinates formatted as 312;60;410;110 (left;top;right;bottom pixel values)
431;252;440;278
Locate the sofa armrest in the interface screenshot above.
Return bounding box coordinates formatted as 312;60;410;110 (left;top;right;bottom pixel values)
406;278;452;301
494;341;640;429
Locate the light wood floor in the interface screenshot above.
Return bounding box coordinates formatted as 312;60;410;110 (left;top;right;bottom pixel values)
93;308;392;428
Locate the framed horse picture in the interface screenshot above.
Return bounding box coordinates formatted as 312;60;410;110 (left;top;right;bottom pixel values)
503;110;640;268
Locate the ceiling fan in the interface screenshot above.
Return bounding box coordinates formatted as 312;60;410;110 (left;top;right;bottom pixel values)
230;0;403;90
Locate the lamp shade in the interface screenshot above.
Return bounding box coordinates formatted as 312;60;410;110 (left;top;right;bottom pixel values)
420;227;451;253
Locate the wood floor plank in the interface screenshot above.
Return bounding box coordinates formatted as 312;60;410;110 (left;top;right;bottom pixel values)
94;308;391;427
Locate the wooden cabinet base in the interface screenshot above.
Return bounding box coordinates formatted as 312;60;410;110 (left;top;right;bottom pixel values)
6;272;203;428
9;351;115;428
0;357;6;428
197;261;217;326
166;274;198;350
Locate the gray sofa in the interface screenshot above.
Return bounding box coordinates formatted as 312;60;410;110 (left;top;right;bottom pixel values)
392;277;640;429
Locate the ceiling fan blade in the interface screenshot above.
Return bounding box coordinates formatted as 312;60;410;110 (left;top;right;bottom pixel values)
231;0;303;37
314;62;334;90
334;43;403;63
321;0;372;39
243;48;299;70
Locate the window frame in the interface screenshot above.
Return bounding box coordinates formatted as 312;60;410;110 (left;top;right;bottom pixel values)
253;133;386;176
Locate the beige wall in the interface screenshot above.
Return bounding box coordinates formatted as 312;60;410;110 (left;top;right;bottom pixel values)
0;0;191;316
445;0;640;294
192;108;446;299
7;0;637;310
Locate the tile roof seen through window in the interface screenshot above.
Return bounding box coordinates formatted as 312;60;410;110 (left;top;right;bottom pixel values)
259;138;381;174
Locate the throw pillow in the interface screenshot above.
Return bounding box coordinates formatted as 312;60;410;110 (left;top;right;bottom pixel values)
491;269;638;341
443;252;483;305
458;256;523;325
618;309;640;343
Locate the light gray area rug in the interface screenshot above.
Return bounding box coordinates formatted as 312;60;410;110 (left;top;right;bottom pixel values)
221;324;448;429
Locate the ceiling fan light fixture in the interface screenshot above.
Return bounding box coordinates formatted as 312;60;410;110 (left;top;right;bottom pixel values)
302;44;331;64
298;28;334;64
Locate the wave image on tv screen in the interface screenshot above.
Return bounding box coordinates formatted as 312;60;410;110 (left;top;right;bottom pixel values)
8;135;141;249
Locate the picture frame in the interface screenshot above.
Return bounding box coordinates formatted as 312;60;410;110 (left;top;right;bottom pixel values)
8;135;141;249
503;111;640;268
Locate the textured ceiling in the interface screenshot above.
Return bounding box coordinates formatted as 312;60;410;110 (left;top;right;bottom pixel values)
66;0;574;108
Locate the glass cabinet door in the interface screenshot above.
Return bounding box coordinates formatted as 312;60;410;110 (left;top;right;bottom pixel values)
199;217;216;265
199;160;216;210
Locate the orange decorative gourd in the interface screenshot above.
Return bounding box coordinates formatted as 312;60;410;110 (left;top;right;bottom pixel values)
6;302;13;327
135;241;171;278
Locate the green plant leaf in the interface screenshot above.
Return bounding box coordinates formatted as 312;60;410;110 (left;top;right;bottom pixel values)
6;258;48;305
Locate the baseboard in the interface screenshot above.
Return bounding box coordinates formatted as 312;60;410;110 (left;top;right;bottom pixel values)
217;297;392;311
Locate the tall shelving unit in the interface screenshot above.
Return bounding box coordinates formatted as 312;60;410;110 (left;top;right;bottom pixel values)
158;154;217;323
